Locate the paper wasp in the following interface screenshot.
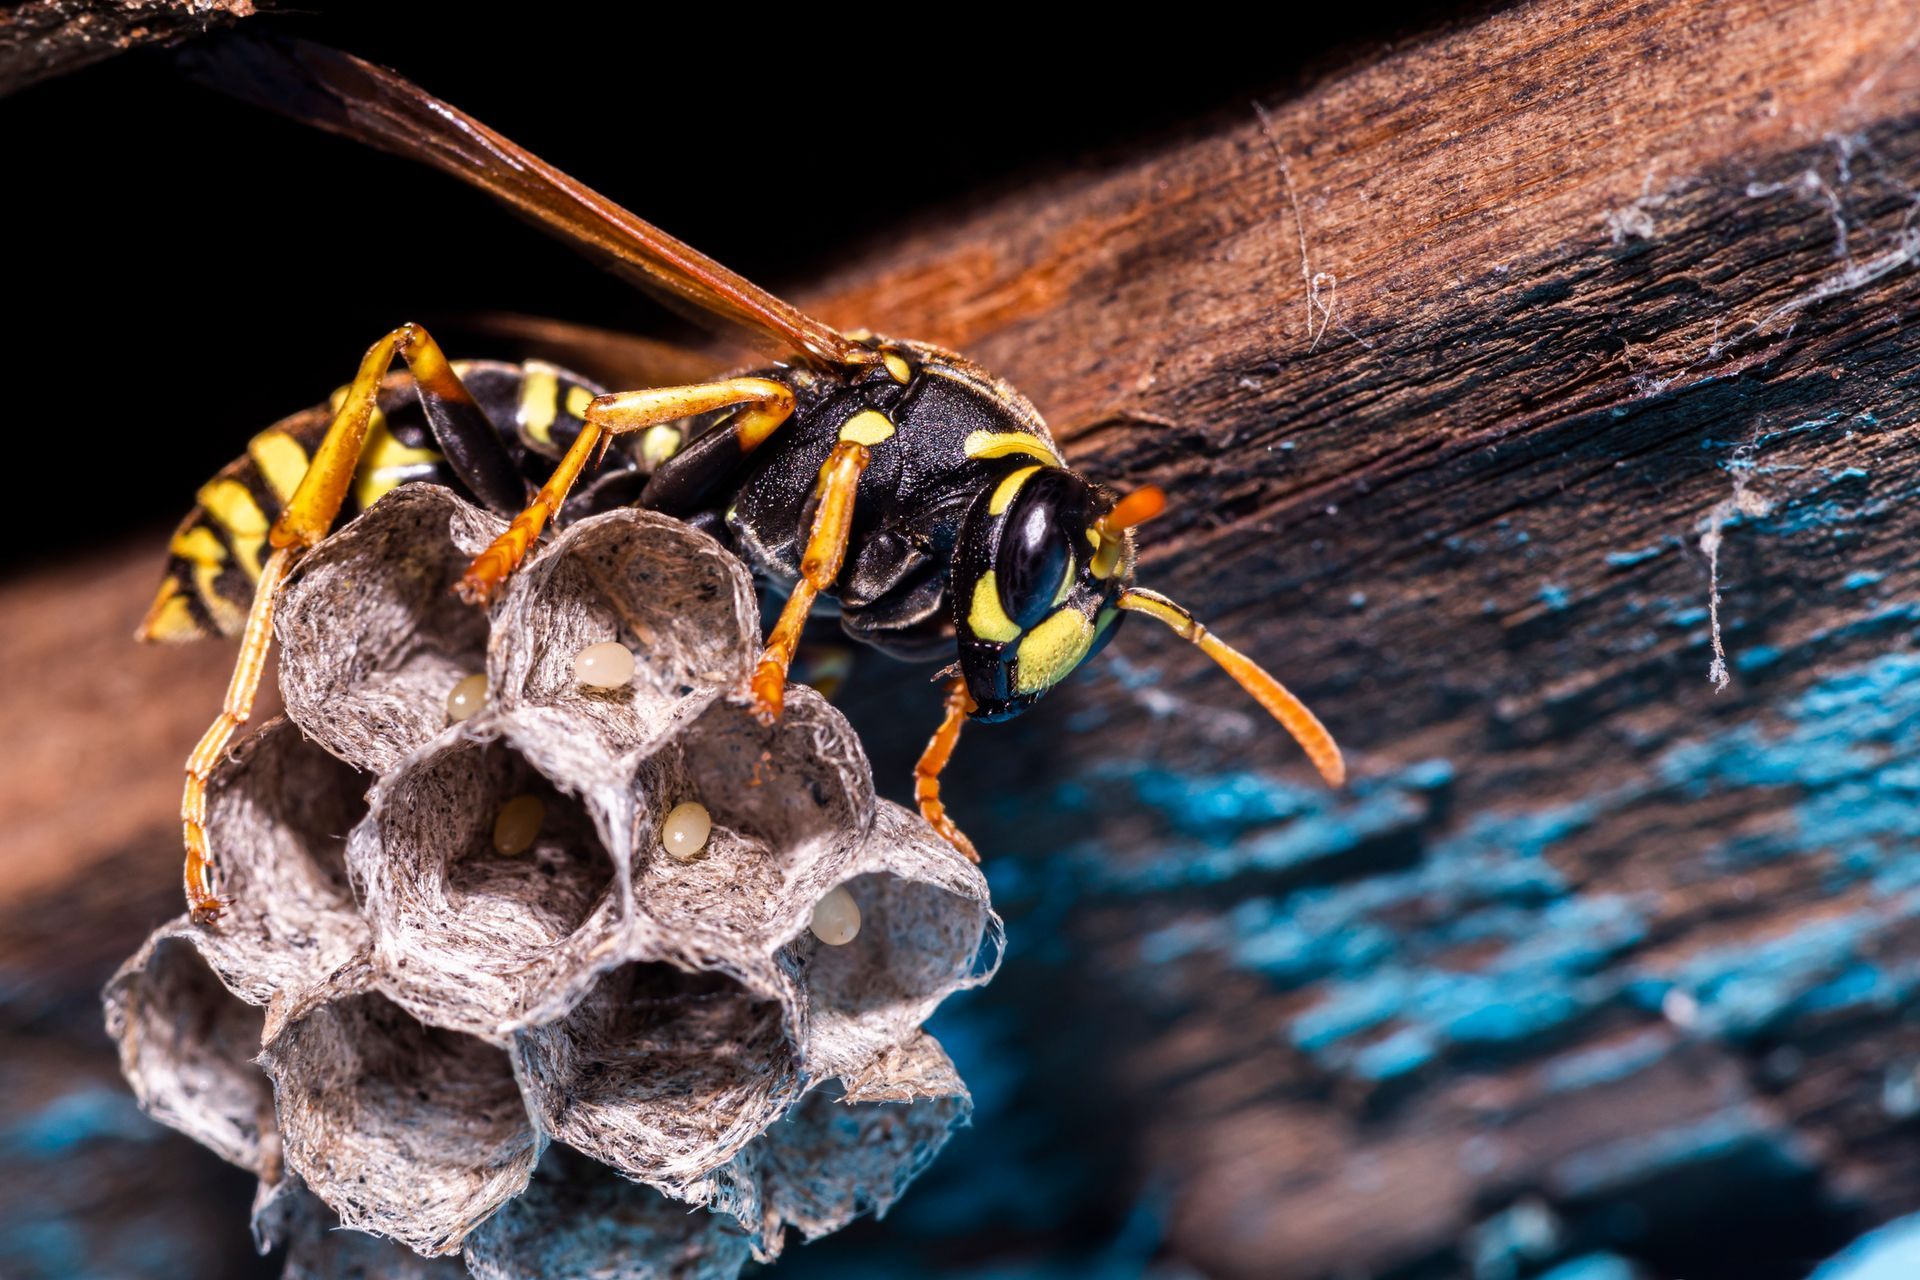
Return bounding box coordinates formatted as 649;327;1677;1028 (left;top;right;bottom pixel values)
144;37;1345;923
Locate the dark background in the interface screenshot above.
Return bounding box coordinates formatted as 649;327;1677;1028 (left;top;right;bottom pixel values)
3;3;1495;570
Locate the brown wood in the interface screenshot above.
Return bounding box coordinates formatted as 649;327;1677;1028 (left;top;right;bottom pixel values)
7;3;1920;1277
0;0;254;97
816;3;1920;1275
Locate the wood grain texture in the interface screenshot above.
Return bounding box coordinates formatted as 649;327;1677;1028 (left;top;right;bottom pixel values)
813;2;1920;1277
5;3;1920;1278
0;0;253;97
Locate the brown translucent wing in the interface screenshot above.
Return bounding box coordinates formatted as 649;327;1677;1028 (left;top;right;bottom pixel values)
454;313;730;390
186;37;875;369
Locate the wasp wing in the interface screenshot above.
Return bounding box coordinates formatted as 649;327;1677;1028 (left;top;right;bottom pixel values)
454;313;730;390
185;36;874;369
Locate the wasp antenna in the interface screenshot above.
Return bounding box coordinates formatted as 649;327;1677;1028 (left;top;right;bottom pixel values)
1100;485;1168;534
1117;588;1345;787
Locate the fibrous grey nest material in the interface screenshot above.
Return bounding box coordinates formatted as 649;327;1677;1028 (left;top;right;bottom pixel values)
104;485;1003;1277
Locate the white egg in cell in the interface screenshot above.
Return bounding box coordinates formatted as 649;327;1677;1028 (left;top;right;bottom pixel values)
661;801;712;861
810;885;861;945
573;640;635;688
446;672;488;722
492;794;545;855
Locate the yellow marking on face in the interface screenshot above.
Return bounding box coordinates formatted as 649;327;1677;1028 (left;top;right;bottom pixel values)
353;409;444;510
640;424;683;469
138;578;203;643
1015;608;1095;694
989;465;1042;516
964;430;1060;465
839;409;896;446
882;351;912;384
1051;551;1077;606
518;365;561;446
195;478;269;578
564;384;595;419
247;430;310;503
967;571;1022;643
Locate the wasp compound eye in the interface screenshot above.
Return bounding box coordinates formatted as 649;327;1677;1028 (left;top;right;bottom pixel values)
996;470;1086;629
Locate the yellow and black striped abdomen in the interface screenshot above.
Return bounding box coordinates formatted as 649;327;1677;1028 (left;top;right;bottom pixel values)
138;360;611;643
138;401;336;642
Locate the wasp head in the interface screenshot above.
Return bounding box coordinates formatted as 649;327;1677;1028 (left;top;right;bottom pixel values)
947;464;1345;787
951;466;1159;722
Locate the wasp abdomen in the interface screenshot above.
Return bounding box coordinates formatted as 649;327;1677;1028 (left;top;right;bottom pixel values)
140;359;611;643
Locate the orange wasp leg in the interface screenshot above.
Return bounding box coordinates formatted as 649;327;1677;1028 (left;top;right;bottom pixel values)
456;377;794;603
914;677;981;863
748;439;870;723
181;545;294;922
185;322;479;922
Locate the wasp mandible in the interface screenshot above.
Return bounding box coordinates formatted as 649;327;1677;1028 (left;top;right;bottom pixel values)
144;38;1346;923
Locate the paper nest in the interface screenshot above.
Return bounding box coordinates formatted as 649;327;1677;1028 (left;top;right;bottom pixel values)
102;485;1003;1278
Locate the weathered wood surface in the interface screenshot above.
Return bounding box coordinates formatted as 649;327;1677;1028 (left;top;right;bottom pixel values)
0;0;252;96
6;2;1920;1278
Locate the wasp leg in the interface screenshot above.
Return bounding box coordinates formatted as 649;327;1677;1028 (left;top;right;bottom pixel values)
275;323;519;548
457;377;793;603
181;546;296;922
183;324;490;922
748;440;870;723
914;677;980;862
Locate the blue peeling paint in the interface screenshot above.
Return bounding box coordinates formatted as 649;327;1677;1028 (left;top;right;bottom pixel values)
1072;761;1452;896
1467;1198;1562;1279
1637;651;1920;1043
1;1087;157;1158
1125;767;1320;844
1845;569;1885;590
1113;646;1920;1101
1811;1210;1920;1280
1605;543;1669;569
1539;1254;1642;1280
1630;908;1920;1042
1538;583;1572;611
1551;1105;1814;1199
1133;779;1655;1083
1537;1029;1673;1094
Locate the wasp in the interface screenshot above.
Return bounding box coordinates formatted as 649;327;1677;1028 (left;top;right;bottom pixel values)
143;38;1346;923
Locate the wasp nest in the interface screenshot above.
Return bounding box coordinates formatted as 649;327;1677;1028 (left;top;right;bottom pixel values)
104;485;1002;1276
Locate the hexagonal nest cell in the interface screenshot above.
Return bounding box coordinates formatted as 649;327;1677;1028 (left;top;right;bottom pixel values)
105;486;1002;1277
353;719;627;1040
275;485;506;774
